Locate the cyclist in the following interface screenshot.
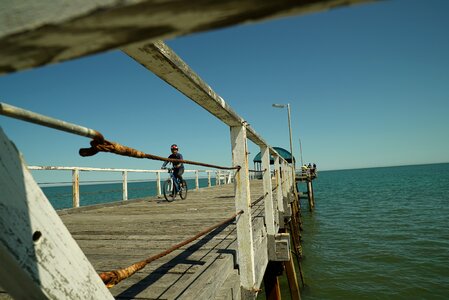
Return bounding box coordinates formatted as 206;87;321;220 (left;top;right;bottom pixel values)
161;144;184;186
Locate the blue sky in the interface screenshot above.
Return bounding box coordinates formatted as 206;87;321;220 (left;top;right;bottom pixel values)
1;0;448;184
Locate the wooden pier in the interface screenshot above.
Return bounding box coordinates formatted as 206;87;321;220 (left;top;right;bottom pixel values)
56;182;264;299
0;1;337;296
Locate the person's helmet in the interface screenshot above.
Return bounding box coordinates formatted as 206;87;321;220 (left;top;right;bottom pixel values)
170;144;179;151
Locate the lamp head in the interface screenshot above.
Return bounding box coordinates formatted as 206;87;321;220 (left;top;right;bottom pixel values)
272;104;286;108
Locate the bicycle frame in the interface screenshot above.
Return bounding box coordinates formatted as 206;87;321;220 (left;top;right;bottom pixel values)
167;168;181;193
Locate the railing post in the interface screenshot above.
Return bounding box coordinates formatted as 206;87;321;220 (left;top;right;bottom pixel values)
156;171;161;197
0;129;114;299
72;168;80;208
230;125;256;298
207;171;211;187
281;160;292;219
274;156;284;228
195;170;199;190
122;170;128;201
261;145;276;235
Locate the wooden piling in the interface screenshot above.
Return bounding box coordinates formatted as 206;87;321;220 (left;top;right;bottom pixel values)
306;180;314;212
284;257;301;300
263;262;282;300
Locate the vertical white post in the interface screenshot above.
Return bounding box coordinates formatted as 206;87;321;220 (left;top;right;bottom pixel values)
122;170;128;201
281;160;288;200
72;168;80;208
217;171;221;185
274;156;283;214
230;125;256;297
195;170;199;190
0;129;113;299
156;171;161;197
261;145;276;235
207;171;211;187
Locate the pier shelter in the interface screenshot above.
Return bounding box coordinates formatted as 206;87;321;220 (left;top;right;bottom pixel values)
253;147;295;172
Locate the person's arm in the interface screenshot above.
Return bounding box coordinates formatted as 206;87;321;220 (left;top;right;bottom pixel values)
162;155;170;169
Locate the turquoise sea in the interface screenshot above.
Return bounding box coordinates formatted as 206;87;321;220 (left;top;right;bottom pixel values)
41;164;449;299
299;163;449;300
42;177;216;210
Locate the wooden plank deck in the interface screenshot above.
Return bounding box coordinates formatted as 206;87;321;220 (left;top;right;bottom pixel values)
51;181;266;299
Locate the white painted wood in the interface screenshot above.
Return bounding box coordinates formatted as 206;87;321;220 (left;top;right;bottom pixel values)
195;170;199;190
156;171;161;196
29;165;163;172
207;171;211;187
0;1;369;74
281;161;292;219
227;171;233;184
230;125;256;297
261;145;275;236
281;161;288;201
29;166;221;205
124;41;269;147
72;168;80;208
0;128;113;299
122;170;128;201
216;171;221;185
274;156;283;213
252;217;268;290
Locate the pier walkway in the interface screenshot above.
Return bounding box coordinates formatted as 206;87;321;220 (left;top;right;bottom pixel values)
0;3;335;295
57;182;264;299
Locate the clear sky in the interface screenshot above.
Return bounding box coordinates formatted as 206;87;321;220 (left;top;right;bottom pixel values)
1;0;448;184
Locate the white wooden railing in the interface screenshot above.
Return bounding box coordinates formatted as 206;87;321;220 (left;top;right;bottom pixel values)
28;166;234;208
0;41;297;299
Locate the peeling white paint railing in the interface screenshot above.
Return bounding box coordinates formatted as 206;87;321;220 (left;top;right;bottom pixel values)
0;41;297;299
127;42;298;295
28;166;233;208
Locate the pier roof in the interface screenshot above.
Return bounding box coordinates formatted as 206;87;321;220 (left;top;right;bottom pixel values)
253;147;295;164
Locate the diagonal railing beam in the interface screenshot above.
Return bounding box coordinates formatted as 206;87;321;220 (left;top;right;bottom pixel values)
124;41;272;150
0;0;371;74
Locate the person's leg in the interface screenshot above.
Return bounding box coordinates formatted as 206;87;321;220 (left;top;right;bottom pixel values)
175;168;184;186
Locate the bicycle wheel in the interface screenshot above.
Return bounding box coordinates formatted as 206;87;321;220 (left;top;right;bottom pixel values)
163;179;176;202
179;180;188;200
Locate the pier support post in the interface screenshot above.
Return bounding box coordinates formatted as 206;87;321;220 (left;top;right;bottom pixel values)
230;125;256;299
263;261;283;300
284;256;301;300
306;180;314;211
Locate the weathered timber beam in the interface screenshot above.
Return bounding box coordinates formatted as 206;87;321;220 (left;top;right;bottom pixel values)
0;128;113;299
124;41;271;148
0;0;371;74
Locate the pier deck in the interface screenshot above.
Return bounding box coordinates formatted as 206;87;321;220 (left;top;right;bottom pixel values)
56;181;265;299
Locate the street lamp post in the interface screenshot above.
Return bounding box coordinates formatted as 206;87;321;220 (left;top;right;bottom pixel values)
272;103;295;171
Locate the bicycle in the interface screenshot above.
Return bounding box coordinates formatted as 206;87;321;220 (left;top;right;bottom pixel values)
162;167;188;202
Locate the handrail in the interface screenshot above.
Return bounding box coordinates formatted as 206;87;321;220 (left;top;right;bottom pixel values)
29;166;233;208
0;41;299;297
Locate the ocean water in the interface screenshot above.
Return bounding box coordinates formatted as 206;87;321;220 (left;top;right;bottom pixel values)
299;163;449;300
41;164;449;299
42;177;216;210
